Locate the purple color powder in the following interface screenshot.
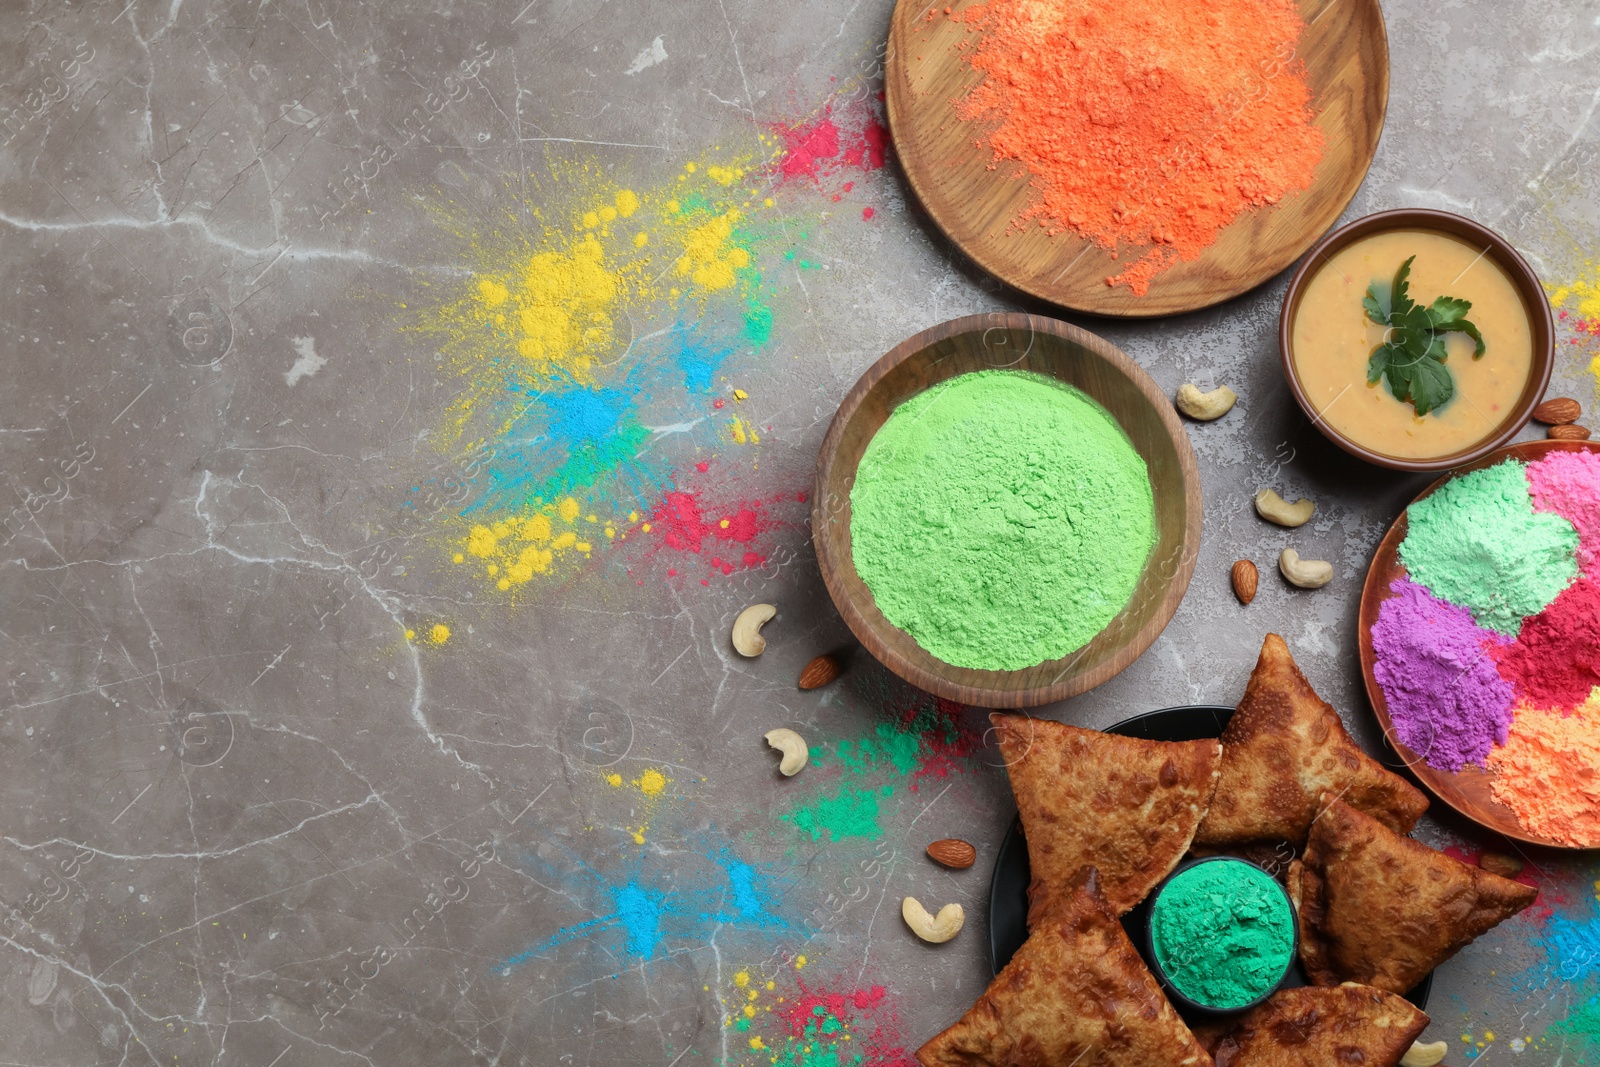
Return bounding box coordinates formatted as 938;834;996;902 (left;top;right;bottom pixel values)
1371;579;1516;771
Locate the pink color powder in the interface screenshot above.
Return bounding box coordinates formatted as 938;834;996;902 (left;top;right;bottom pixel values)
1527;448;1600;578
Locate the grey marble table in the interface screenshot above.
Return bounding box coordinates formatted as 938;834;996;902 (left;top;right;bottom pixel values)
2;0;1598;1064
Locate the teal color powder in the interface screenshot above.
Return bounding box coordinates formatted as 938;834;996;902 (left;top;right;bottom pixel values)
1399;459;1579;636
1150;860;1294;1009
849;370;1156;670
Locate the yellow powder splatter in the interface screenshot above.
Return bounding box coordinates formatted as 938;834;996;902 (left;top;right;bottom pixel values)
636;768;669;795
1487;694;1600;848
404;628;416;640
429;624;451;644
728;416;759;445
605;773;623;787
457;497;603;589
748;1037;765;1051
1549;264;1600;321
794;955;807;969
733;970;750;987
676;210;751;291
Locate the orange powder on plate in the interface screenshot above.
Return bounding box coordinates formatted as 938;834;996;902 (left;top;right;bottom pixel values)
1486;695;1600;848
951;0;1325;295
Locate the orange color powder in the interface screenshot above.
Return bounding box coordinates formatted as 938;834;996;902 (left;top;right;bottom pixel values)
1487;695;1600;848
951;0;1325;295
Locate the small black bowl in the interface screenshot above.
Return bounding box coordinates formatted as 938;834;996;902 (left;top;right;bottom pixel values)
1137;855;1299;1016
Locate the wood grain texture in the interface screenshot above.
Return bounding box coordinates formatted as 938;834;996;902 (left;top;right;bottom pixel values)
812;313;1202;708
1357;440;1600;849
884;0;1389;317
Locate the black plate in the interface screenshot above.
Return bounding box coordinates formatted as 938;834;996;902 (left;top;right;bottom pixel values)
986;705;1432;1015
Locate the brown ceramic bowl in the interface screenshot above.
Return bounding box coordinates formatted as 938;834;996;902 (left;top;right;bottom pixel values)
1279;209;1553;472
812;313;1202;708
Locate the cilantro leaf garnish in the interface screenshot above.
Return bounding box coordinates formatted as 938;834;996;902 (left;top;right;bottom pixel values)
1362;255;1486;416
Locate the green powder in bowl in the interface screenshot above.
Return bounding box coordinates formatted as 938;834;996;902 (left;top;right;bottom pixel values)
848;369;1156;671
1148;859;1296;1011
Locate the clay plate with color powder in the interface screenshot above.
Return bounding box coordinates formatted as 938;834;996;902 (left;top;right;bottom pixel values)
813;313;1202;708
1359;439;1600;848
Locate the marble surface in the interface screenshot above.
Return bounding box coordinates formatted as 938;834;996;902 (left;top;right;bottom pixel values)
2;0;1598;1064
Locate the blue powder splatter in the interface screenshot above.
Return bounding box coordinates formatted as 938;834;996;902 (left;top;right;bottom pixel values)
500;836;801;973
1542;912;1600;985
612;882;662;958
668;325;736;393
545;386;632;444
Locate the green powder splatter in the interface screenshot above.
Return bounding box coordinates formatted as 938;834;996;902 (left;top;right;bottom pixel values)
781;784;892;842
1150;860;1294;1009
1547;993;1600;1048
1400;459;1579;636
849;370;1156;670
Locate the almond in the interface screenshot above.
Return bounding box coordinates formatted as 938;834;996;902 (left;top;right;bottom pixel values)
1533;396;1582;425
1231;559;1258;605
797;654;842;690
1550;424;1592;441
926;838;977;869
1479;851;1525;879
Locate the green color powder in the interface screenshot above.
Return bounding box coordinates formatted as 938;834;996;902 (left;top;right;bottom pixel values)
849;370;1156;670
780;783;892;842
1149;860;1294;1009
1399;459;1579;635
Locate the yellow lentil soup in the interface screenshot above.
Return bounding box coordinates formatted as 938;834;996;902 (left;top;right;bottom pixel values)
1291;229;1533;460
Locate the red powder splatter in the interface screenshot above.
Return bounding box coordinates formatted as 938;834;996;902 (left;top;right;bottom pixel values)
777;114;841;180
632;464;808;580
862;206;876;220
772;100;889;190
713;398;725;409
1494;578;1600;713
776;982;914;1066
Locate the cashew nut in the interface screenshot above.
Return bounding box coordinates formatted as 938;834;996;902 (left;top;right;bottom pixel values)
731;603;776;657
1399;1040;1449;1067
764;728;809;776
1175;383;1237;421
1279;548;1333;589
902;896;964;944
1255;488;1315;527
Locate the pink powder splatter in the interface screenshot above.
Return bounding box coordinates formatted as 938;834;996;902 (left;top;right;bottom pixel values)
1527;449;1600;578
862;206;876;220
777;115;841;180
632;464;806;580
771;100;890;190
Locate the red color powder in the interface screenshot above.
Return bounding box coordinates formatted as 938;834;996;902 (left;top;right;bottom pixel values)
696;460;710;472
949;0;1324;296
778;116;841;180
772;100;889;188
777;982;913;1066
1495;578;1600;713
862;206;876;220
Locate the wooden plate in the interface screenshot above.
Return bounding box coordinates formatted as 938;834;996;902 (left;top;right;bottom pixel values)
987;705;1434;1010
812;313;1202;708
885;0;1389;317
1358;440;1600;849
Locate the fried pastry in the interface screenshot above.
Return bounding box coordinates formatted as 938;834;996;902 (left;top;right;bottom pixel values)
990;713;1221;919
1194;634;1429;846
1210;984;1429;1067
1289;798;1538;994
916;867;1211;1067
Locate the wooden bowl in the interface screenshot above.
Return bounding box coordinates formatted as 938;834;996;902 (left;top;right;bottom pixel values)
1358;440;1599;849
812;314;1202;708
885;0;1389;317
1280;208;1555;472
